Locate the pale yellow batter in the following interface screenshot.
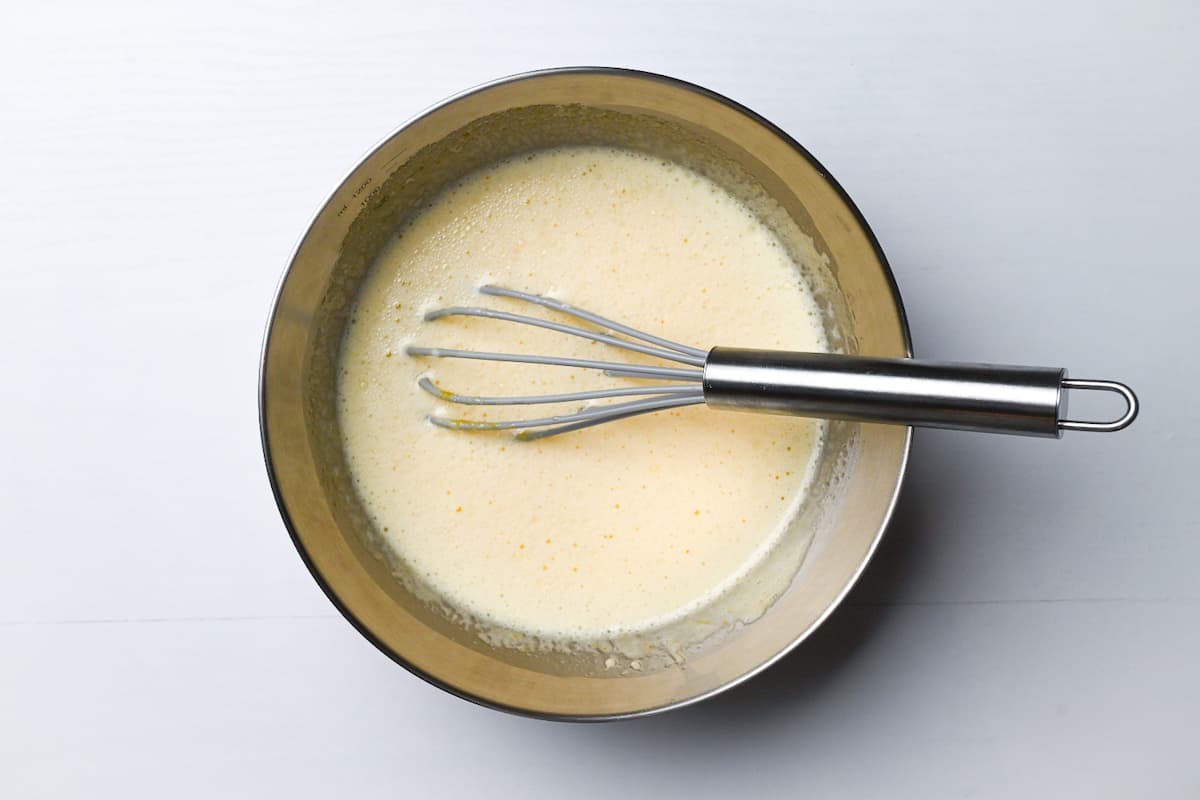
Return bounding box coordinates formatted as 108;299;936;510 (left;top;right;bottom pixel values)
338;146;827;643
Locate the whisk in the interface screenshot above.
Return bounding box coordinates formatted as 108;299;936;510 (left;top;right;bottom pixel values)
406;286;1138;441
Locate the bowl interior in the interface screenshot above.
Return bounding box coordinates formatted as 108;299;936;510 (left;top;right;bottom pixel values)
262;69;910;718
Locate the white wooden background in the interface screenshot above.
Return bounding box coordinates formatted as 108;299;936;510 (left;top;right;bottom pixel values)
2;1;1197;796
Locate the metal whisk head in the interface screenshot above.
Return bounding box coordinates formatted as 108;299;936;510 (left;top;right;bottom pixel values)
406;286;709;440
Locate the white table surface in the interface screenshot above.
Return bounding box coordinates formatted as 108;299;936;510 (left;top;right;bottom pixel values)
2;1;1196;796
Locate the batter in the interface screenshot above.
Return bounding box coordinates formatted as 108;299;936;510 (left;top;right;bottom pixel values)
338;146;828;644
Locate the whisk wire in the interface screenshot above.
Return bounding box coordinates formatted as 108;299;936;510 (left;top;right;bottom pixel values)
423;305;704;367
405;346;703;382
417;376;701;406
479;285;708;360
428;392;706;441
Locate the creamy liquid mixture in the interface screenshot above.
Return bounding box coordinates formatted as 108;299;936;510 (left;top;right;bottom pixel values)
338;146;828;644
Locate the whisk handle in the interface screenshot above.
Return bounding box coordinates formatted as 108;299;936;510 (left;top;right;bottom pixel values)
702;348;1137;437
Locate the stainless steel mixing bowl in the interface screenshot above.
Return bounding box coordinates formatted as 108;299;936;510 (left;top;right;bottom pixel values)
260;67;912;719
